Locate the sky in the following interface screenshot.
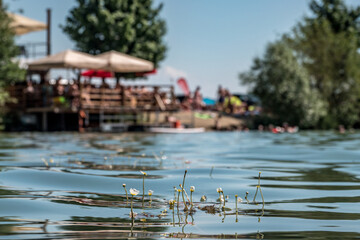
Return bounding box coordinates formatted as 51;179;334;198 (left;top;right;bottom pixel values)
4;0;360;98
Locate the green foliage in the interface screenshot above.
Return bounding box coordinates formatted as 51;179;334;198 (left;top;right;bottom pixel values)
309;0;360;44
241;0;360;129
61;0;167;69
290;19;360;128
0;4;26;107
240;41;326;127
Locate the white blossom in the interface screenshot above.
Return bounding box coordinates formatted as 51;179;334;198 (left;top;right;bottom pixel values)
130;188;140;196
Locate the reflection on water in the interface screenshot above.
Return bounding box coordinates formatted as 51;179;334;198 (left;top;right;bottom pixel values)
0;131;360;239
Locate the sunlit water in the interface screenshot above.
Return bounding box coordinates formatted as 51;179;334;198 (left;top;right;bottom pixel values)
0;131;359;239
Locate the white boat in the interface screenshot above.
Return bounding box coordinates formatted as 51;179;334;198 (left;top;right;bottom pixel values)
148;127;205;134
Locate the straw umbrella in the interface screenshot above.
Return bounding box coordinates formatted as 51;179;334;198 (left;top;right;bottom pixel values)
96;50;154;73
27;49;108;83
95;50;154;84
27;49;107;70
7;12;47;35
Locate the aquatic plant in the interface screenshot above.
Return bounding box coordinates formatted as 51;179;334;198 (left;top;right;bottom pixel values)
190;186;195;209
253;172;265;204
245;191;250;204
120;170;265;229
41;158;49;168
148;190;153;202
173;187;178;202
140;170;147;207
129;188;139;218
179;184;187;210
169;199;175;209
177;188;181;209
235;194;238;213
122;183;128;202
220;189;226;210
181;170;188;210
216;187;222;201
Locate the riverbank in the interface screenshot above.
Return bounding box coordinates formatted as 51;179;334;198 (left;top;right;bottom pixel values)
146;110;244;130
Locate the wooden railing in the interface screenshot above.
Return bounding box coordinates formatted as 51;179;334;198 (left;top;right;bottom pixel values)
7;84;178;112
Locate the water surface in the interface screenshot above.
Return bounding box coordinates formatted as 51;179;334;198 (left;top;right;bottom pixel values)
0;131;359;239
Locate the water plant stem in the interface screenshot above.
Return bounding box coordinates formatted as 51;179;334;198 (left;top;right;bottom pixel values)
142;175;145;207
180;184;187;210
123;185;128;203
131;195;134;219
172;206;175;227
221;191;226;209
235;195;238;213
181;170;188;210
259;187;265;204
177;190;181;209
190;191;193;209
253;172;262;202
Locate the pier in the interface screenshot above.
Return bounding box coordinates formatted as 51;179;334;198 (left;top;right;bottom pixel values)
6;83;178;131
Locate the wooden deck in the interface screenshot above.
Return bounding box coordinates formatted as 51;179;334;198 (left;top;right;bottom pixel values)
6;84;179;131
7;84;178;112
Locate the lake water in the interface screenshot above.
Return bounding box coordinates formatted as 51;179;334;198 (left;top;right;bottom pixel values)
0;131;359;239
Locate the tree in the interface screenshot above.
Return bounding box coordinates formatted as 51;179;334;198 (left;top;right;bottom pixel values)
0;3;26;106
309;0;360;45
289;19;360;128
240;0;360;129
61;0;167;69
240;41;326;128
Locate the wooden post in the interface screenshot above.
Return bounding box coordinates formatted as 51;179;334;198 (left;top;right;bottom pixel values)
170;86;175;108
153;86;159;109
42;112;48;131
46;9;51;55
121;86;125;106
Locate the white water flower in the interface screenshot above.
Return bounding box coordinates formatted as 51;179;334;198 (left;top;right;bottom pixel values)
200;195;207;202
140;170;147;176
190;186;195;192
148;190;154;196
130;188;140;196
216;187;222;193
238;197;243;203
129;211;137;218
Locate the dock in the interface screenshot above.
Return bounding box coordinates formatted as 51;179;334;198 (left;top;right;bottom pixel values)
5;83;179;132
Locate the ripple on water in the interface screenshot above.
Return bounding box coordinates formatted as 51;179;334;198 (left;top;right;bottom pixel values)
0;131;360;239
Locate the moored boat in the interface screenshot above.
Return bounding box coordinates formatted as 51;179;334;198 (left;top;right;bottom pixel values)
147;127;205;133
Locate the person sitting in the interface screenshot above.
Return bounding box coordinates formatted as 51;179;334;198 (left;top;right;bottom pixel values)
181;96;193;111
223;90;242;114
24;81;35;107
67;83;80;109
192;86;203;110
81;84;92;106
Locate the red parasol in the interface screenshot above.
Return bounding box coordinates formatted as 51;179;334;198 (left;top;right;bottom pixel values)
81;70;114;78
135;69;157;77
